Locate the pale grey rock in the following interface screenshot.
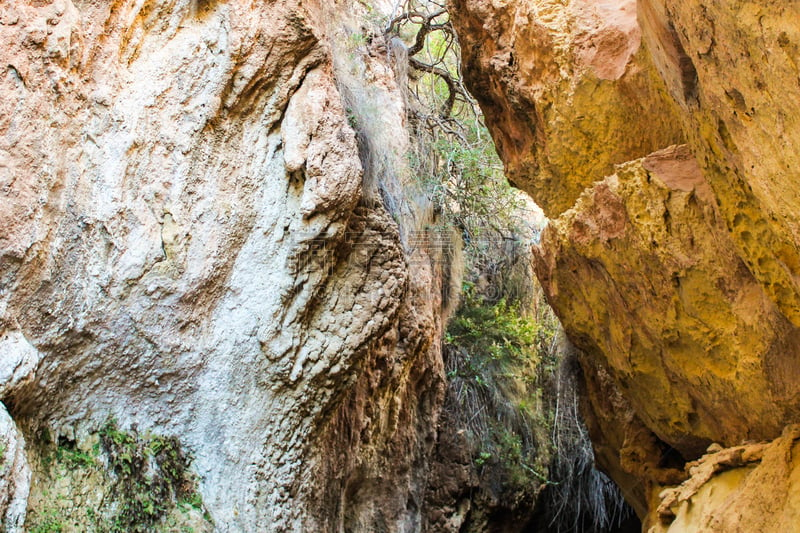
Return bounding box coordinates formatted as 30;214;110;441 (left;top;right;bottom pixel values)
0;404;28;533
0;0;447;531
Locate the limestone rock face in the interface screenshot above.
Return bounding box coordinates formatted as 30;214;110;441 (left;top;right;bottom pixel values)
639;0;800;329
647;426;800;533
0;403;28;533
450;0;685;216
537;145;800;456
0;0;448;530
535;146;800;515
451;0;800;525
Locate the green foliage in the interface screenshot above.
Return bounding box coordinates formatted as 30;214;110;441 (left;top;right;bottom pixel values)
475;451;493;467
497;429;549;486
179;490;205;511
397;12;520;239
449;289;545;363
345;30;370;51
99;419;199;533
444;283;559;502
389;0;530;282
345;106;359;130
391;0;565;516
422;128;524;245
54;441;97;469
29;507;65;533
27;419;210;533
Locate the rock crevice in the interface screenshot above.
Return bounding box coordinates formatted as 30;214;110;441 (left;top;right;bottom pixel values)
450;0;800;525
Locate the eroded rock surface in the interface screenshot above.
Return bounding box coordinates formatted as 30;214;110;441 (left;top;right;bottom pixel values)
451;0;800;525
640;0;800;327
647;426;800;533
0;0;450;530
537;146;800;459
0;403;28;533
450;0;684;216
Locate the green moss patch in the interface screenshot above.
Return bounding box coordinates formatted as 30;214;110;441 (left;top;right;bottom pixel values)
26;419;213;533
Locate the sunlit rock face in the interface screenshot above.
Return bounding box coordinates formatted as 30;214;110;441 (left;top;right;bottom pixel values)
534;147;800;517
639;0;800;330
0;1;449;530
449;0;684;217
451;0;800;525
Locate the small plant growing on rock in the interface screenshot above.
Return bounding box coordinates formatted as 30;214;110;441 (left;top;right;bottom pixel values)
26;418;212;533
99;418;198;532
29;506;65;533
444;283;558;499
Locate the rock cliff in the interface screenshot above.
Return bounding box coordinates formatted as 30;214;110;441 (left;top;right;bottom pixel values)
5;0;796;530
0;0;454;530
451;0;800;528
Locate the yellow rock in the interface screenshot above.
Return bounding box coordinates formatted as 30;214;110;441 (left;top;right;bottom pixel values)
646;426;800;533
640;0;800;328
452;0;800;523
450;0;685;216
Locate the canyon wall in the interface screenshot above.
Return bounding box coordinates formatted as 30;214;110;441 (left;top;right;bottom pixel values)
6;0;795;530
451;0;800;528
0;0;456;530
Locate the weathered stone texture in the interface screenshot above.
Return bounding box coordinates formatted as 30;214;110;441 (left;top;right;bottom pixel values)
450;0;685;217
0;0;448;530
451;0;800;526
646;426;800;533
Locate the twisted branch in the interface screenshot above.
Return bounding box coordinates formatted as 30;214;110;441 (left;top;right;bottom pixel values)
385;1;474;120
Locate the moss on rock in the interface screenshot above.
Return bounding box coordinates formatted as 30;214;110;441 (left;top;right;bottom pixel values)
26;419;212;533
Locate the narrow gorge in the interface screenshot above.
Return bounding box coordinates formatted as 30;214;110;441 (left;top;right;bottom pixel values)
0;0;798;532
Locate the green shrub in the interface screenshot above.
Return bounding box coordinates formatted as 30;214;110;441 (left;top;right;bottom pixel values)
29;507;65;533
444;283;558;503
388;0;559;508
